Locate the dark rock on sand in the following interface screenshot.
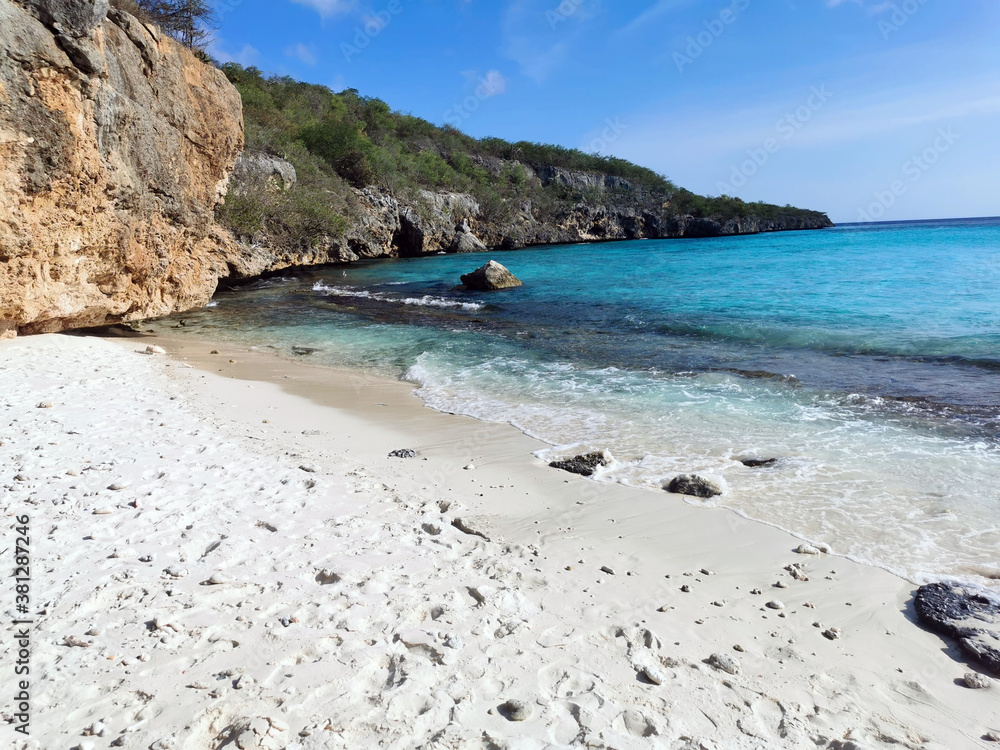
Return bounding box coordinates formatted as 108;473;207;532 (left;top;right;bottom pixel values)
914;582;1000;673
459;260;523;291
549;452;611;477
388;449;417;459
665;474;723;499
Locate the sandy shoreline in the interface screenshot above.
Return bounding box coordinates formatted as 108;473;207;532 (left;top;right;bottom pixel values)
1;332;997;749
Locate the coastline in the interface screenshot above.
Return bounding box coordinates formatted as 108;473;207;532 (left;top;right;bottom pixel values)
2;332;997;748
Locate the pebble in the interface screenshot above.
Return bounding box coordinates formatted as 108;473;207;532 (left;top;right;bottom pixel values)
86;627;102;637
37;401;53;409
823;628;842;641
733;644;745;652
187;681;211;690
680;585;692;593
84;720;106;736
464;464;476;470
712;600;726;607
211;350;220;354
986;730;1000;741
501;699;532;722
234;674;255;690
600;565;616;575
708;652;741;675
92;507;114;515
139;554;155;563
298;464;318;473
108;482;130;491
750;588;763;595
206;572;232;585
388;449;417;459
64;635;91;647
164;566;188;579
964;672;992;690
641;665;666;685
144;345;167;355
14;474;29;482
795;544;822;555
774;581;788;589
766;600;785;610
75;742;96;750
700;569;717;576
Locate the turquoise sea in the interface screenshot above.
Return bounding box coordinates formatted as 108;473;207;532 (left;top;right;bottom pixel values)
153;217;1000;587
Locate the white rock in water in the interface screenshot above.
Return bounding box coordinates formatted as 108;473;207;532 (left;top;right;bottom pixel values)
795;544;822;555
964;672;992;689
766;600;785;610
708;652;741;675
144;345;167;355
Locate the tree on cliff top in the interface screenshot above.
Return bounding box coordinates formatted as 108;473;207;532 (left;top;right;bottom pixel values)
112;0;215;49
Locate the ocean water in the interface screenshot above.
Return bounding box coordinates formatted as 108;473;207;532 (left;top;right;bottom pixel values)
151;217;1000;587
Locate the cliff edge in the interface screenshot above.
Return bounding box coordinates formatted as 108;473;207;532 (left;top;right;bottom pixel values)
0;0;243;337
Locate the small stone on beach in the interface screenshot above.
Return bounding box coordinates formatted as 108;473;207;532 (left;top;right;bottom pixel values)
500;699;532;722
37;401;53;409
708;652;741;675
964;672;992;689
144;345;166;355
389;449;417;459
766;600;785;610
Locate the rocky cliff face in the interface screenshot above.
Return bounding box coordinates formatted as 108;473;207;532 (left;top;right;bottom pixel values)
221;160;833;285
0;0;243;337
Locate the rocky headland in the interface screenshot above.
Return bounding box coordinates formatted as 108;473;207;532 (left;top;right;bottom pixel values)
0;0;833;338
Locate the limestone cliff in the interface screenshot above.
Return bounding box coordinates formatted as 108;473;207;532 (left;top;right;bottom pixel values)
0;0;243;337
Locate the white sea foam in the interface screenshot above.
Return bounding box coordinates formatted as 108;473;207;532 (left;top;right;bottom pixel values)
314;282;484;311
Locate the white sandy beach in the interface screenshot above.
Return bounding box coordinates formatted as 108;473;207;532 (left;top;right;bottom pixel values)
2;333;998;749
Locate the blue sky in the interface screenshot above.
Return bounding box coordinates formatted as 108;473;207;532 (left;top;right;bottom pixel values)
210;0;1000;223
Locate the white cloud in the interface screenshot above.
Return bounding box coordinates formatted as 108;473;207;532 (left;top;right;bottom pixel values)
285;42;318;65
289;0;357;18
207;39;260;66
502;0;600;82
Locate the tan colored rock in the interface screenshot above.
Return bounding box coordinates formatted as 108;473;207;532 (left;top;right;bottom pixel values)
0;0;243;336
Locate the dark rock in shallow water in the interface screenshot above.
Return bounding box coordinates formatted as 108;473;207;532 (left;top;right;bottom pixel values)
459;260;523;291
665;474;723;499
741;458;778;468
388;449;417;459
914;582;1000;673
549;452;610;477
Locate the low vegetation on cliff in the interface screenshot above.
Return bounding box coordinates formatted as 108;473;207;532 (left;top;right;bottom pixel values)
216;64;831;249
